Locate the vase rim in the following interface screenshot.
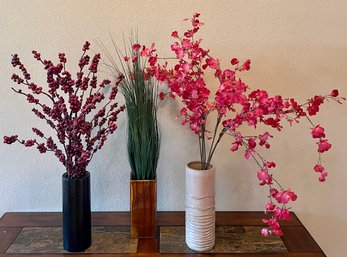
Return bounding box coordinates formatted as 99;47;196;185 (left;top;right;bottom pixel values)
130;178;157;182
187;161;213;170
62;171;90;180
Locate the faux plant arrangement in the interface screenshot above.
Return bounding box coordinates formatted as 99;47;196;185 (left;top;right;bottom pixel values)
4;41;124;178
104;39;160;181
143;13;344;248
102;38;160;238
3;41;125;251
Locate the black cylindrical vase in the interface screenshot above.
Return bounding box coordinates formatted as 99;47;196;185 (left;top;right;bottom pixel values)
62;171;91;252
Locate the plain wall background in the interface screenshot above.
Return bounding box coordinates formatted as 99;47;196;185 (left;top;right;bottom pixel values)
1;1;346;256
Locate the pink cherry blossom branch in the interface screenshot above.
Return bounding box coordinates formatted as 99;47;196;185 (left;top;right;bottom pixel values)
142;12;344;236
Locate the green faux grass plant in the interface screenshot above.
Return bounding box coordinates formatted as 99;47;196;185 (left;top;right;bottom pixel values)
103;38;160;180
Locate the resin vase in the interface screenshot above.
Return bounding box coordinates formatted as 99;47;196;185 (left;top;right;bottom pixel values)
185;161;215;252
130;179;157;238
62;172;91;252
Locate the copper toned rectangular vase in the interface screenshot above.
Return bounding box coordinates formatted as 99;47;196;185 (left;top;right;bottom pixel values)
130;179;157;238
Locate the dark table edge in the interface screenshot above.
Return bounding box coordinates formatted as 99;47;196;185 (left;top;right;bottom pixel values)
0;211;302;227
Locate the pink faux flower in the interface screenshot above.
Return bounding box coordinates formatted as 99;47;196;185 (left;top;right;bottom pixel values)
274;207;291;221
313;164;328;181
265;202;275;212
230;58;239;65
319;172;328;182
261;228;270;236
317;139;332;153
259;132;271;146
248;138;256;149
230;143;239;151
140;43;156;57
330;89;339;97
171;31;179;38
244;149;252;160
206;58;220;69
257;169;272;185
311;125;325;138
148;56;157;66
263;218;283;236
171;43;184;59
314;164;324;173
132;44;141;51
274;189;297;204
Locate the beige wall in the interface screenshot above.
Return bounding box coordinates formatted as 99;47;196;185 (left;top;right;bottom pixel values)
1;1;347;256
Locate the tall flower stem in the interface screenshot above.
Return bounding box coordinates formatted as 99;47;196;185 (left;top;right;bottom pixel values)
200;123;206;169
203;114;222;168
206;127;227;168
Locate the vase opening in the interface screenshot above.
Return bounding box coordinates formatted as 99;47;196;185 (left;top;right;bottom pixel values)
187;161;213;170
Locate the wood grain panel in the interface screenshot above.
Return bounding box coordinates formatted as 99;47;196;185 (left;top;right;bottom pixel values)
215;212;301;226
281;226;323;253
0;228;21;253
137;238;158;253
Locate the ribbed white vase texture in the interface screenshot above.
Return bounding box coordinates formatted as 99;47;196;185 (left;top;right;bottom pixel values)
185;161;215;252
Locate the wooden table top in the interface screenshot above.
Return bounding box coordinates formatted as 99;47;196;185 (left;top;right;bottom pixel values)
0;211;326;257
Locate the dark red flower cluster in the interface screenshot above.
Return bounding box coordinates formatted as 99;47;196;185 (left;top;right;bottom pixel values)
144;13;345;236
4;42;125;178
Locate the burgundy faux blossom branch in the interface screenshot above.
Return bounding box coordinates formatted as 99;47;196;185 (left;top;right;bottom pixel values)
4;42;125;178
143;13;345;236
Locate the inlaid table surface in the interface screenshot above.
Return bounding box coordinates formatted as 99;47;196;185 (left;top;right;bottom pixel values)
0;211;326;257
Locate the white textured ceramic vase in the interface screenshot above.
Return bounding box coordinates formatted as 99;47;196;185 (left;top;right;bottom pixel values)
185;161;215;252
